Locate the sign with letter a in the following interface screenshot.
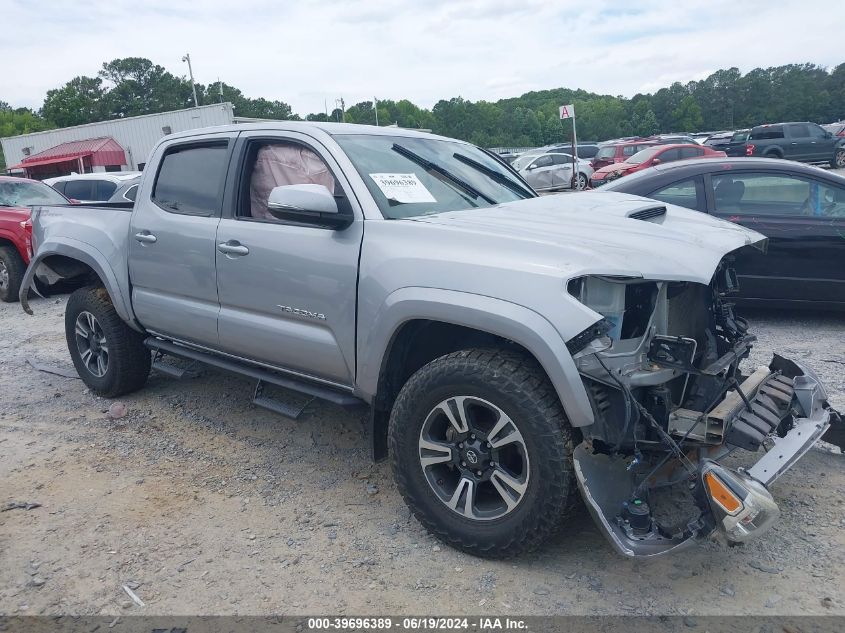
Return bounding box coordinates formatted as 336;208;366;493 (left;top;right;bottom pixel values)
559;104;574;120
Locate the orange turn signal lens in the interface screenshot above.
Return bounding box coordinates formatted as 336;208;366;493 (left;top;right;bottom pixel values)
704;471;743;515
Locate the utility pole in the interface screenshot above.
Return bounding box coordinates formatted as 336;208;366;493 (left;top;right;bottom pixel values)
335;97;346;123
373;96;379;126
218;77;224;103
182;53;199;108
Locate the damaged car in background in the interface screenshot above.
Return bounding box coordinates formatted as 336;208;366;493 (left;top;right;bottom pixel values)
19;122;842;559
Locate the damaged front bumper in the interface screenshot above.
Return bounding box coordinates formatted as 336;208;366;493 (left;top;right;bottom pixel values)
574;354;841;558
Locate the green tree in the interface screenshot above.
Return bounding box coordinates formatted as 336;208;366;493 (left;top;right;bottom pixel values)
41;76;107;127
672;95;704;132
99;57;194;118
0;102;54;170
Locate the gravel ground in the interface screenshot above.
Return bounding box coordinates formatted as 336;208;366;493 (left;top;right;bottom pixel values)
1;296;843;617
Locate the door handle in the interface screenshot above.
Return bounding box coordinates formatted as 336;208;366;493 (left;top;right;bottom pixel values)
217;241;249;256
134;231;157;244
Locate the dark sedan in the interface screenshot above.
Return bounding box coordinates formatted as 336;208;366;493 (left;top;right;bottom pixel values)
601;158;845;309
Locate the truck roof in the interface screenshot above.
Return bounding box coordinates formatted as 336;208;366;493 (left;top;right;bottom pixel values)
164;121;454;143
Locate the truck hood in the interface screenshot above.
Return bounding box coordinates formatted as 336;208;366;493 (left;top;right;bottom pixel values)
410;192;765;285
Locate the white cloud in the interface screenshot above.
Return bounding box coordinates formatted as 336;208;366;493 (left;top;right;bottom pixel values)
2;0;839;115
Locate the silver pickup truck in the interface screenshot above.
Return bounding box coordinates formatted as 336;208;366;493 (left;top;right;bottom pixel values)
21;122;840;559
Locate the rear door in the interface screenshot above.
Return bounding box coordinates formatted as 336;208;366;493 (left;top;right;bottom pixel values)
524;154;556;190
128;131;236;345
706;170;845;305
213;131;364;386
550;154;573;188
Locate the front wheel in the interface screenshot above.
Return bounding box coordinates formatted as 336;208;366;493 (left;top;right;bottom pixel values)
571;172;588;190
65;286;151;397
389;348;579;558
831;148;845;169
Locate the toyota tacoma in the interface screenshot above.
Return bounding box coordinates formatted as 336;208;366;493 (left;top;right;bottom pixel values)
20;122;841;558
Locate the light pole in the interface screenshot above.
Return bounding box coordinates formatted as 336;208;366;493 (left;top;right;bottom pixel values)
182;53;199;108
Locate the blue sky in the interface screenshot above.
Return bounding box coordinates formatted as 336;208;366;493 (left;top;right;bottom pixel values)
3;0;840;115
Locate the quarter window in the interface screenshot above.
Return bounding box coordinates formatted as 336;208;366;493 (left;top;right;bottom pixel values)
152;142;228;215
94;180;117;201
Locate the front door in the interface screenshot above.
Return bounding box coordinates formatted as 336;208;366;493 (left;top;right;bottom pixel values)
214;132;364;386
128;133;235;345
708;170;845;305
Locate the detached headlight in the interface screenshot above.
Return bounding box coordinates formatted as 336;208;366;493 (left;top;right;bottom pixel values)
701;463;780;543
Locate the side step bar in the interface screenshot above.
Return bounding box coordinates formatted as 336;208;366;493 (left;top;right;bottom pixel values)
144;337;363;408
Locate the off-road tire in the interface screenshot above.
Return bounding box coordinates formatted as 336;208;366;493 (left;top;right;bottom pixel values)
389;348;579;558
65;286;151;397
0;245;26;303
831;147;845;169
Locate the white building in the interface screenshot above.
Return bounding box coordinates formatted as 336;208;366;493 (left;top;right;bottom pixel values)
2;102;243;175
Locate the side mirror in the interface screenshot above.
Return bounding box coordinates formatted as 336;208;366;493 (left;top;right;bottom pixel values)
267;184;351;229
651;158;661;165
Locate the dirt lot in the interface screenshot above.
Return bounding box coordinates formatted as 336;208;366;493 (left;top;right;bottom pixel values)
1;296;843;617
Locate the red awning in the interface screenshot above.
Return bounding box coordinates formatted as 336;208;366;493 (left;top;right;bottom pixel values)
8;137;127;171
7;155;80;169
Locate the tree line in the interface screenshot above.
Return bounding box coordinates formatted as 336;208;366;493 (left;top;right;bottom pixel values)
2;58;844;170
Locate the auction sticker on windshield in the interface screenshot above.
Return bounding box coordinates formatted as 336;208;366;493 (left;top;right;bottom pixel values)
369;173;436;203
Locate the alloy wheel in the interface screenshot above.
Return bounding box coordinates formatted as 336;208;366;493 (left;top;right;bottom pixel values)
0;260;8;292
74;311;110;377
418;396;530;521
836;149;845;169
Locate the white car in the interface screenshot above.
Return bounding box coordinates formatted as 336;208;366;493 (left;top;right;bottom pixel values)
43;172;141;204
515;152;593;191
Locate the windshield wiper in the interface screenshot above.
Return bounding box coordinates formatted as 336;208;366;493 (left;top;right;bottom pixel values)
391;143;496;205
453;152;535;198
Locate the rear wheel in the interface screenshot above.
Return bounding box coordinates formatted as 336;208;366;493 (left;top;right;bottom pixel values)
832;148;845;169
389;348;579;558
65;286;151;397
0;245;25;303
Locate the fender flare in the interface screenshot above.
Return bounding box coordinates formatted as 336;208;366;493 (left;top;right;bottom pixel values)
357;287;595;428
19;239;138;329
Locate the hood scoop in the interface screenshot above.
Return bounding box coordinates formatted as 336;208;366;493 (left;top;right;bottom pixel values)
628;205;667;222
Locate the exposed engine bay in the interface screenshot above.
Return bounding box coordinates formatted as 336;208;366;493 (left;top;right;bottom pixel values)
566;253;840;557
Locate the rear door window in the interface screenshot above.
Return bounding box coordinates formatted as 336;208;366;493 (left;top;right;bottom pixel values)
63;180;95;201
622;145;638;156
680;147;704;159
749;126;784;140
657;148;681;163
152;142;229;215
787;124;811;138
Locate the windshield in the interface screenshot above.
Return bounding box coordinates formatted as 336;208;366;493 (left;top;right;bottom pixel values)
731;131;749;142
0;180;67;207
625;147;662;165
595;146;616;159
334;134;534;219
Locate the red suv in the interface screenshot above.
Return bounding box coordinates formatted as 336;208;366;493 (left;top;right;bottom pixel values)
590;144;726;187
0;176;72;302
590;140;658;170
